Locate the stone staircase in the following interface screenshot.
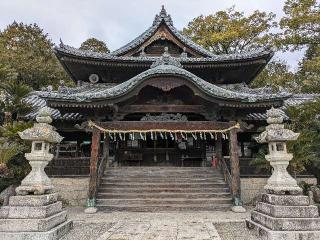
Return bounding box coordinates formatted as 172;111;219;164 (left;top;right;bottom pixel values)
96;167;232;212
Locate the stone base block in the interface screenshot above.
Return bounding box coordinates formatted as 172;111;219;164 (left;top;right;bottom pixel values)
247;219;320;240
9;193;58;207
262;194;310;206
0;219;73;240
0;210;67;232
1;201;62;219
251;211;320;231
256;202;319;218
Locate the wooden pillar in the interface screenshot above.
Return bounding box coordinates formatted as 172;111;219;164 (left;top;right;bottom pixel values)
229;128;241;199
88;128;101;201
215;133;223;164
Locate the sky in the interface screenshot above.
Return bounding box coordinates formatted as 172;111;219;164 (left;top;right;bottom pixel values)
0;0;304;70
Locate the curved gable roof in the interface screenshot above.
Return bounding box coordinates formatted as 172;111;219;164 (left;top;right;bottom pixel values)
34;64;290;104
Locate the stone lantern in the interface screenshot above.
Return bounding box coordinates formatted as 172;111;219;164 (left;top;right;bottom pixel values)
16;107;63;195
254;107;301;195
247;107;320;240
0;107;72;240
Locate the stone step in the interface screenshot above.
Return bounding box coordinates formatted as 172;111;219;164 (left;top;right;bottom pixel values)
104;170;221;175
251;210;320;231
97;167;230;212
96;197;232;205
100;182;227;188
98;187;230;193
101;177;225;183
256;202;319;218
96;203;232;212
97;192;231;199
104;174;223;179
0;210;67;232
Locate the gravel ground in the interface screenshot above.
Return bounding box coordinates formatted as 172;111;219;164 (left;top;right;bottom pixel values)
61;207;259;240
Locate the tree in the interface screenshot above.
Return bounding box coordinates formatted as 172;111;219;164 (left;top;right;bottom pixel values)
80;38;110;53
279;0;320;51
0;22;71;89
182;7;277;54
287;100;320;181
0;82;32;121
296;44;320;92
252;59;296;90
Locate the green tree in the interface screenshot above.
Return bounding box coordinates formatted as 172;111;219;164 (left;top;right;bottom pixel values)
0;22;70;89
182;7;277;54
279;0;320;51
297;44;320;92
80;37;110;53
0;82;32;121
252;59;296;90
287;99;320;181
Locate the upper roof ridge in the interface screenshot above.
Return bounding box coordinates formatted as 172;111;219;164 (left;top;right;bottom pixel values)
153;5;173;26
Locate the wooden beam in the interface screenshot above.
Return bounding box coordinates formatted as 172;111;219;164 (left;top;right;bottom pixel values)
88;128;100;200
93;121;235;132
119;105;205;113
229;128;241;199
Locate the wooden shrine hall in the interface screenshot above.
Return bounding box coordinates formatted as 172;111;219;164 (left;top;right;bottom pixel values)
25;6;306;210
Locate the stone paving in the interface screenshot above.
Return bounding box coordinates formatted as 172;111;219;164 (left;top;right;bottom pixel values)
61;207;258;240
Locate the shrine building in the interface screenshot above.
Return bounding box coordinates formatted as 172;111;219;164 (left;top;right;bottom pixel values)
25;6;317;211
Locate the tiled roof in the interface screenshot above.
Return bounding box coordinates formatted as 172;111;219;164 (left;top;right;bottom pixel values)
33;64;289;103
24;93;319;122
56;44;272;63
56;6;273;63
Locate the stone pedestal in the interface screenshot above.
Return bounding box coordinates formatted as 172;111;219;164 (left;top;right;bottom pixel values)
246;193;320;240
0;193;73;240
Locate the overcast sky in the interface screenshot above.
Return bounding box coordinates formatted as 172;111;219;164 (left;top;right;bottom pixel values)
0;0;304;70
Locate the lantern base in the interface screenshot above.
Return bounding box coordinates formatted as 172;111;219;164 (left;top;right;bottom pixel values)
264;185;303;195
247;193;320;240
16;185;54;195
0;193;72;240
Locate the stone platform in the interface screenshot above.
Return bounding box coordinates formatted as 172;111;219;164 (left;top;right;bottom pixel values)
0;193;73;240
246;193;320;240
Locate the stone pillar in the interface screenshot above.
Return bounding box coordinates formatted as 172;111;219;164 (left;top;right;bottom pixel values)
0;107;72;240
247;107;320;239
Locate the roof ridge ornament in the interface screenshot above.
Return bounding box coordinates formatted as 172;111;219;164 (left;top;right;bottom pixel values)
153;5;173;26
150;47;183;69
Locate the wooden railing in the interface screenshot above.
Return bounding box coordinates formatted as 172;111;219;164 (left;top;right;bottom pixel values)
219;157;233;197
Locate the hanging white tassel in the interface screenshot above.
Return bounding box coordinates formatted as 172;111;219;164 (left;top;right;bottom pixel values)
170;132;174;140
119;133;123;141
209;132;213;139
180;132;185;140
204;132;207;140
109;132;113;141
174;132;177;141
191;132;197;140
225;133;228;140
160;132;164;139
151;132;154;140
200;132;203;140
